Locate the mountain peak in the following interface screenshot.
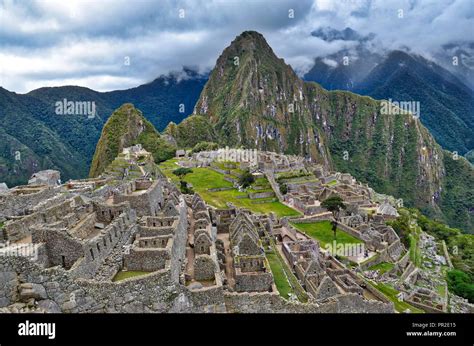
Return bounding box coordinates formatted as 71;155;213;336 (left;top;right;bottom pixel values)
89;103;174;177
194;31;300;123
223;30;275;57
235;30;266;42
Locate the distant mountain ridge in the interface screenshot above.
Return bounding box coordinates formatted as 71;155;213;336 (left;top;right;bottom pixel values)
304;28;474;155
0;69;205;186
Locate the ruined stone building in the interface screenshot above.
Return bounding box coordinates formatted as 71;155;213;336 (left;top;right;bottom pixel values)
0;148;397;314
228;212;273;293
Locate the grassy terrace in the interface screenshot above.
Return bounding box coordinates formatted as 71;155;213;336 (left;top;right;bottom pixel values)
212;161;245;177
368;281;424;313
158;159;300;217
408;226;422;267
368;262;395;274
324;180;337;186
265;250;292;299
265;245;308;302
112;270;151;282
291;221;363;248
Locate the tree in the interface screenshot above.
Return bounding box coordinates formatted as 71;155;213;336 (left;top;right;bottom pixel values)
321;195;346;239
279;183;288;195
172;167;193;194
447;269;474;303
172;167;193;180
239;169;255;189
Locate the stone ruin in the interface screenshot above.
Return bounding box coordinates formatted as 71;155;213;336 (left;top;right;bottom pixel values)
229;212;274;293
28;170;61;186
183;194;221;289
282;239;367;301
0;147;396;314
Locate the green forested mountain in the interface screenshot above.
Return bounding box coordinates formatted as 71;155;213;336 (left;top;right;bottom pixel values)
305;50;474;155
357;51;474;155
0;87;100;186
0;70;204;186
192;31;473;232
103;68;207;131
89;103;175;178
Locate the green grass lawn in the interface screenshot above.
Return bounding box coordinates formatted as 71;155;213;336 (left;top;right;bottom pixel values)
158;160;300;217
291;221;363;248
436;284;446;297
253;177;271;188
182;167;233;190
409;230;422;267
371;281;424;313
265;247;308;302
368;262;395;274
265;251;292;299
112;270;151;282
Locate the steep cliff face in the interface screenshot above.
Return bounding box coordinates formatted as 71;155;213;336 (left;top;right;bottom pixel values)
194;31;332;167
193;31;446;216
89;103;175;177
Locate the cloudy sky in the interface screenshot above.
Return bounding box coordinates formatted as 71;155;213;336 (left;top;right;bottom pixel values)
0;0;472;93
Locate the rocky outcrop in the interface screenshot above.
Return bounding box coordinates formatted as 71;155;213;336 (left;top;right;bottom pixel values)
28;170;61;186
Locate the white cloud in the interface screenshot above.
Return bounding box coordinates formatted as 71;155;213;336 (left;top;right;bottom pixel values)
322;58;338;68
0;0;471;93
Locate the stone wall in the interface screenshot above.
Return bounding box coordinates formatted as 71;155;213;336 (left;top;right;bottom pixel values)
359;239;404;271
194;255;217;281
124;247;171;271
0;250;176;313
169;197;188;283
4;195;85;242
223;291;393;313
113;180;163;217
359;253;384;270
209;186;234;193
248;191;275;200
291;214;332;223
0;271;18;307
0;186;59;219
94;202;130;224
4;213;46;242
397;250;410;269
34;228;84;269
68;212;137;280
0;250;394;313
209;167;230;175
405;298;444;313
364;281;391;304
180;285;225;312
234;270;273;293
335;223;364;242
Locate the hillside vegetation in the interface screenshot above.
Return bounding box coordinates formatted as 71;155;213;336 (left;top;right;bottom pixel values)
89;103;175;177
